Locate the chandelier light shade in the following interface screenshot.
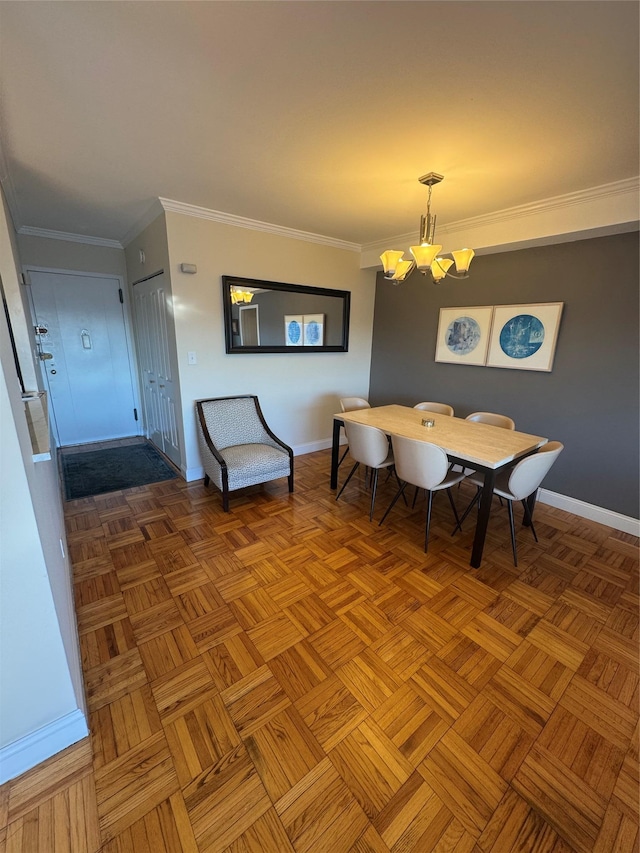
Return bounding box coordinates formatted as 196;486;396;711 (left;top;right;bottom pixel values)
380;172;475;284
230;288;254;304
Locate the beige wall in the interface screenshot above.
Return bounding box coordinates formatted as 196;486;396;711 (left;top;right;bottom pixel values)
17;233;127;279
152;212;376;479
0;190;87;781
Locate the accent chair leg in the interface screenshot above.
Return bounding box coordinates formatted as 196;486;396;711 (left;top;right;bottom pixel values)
204;474;210;487
222;489;230;513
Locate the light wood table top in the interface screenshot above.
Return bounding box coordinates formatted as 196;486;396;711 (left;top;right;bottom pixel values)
336;405;547;470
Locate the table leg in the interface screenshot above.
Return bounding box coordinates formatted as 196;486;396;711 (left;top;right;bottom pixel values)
471;469;496;568
330;418;342;489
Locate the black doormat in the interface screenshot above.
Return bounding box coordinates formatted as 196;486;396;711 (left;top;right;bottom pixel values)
61;443;177;500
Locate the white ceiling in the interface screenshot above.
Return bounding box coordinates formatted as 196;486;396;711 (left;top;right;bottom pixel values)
0;1;638;248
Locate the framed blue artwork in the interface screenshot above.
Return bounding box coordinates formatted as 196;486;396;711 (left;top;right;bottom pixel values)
284;315;303;346
487;302;563;371
435;306;493;366
303;314;324;346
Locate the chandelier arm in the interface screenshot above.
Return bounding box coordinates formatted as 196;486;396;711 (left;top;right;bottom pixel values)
441;269;470;281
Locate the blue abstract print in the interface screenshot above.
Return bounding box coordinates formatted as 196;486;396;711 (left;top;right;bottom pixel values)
445;316;481;356
499;314;544;359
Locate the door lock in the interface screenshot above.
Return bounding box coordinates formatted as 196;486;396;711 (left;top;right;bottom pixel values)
39;352;53;360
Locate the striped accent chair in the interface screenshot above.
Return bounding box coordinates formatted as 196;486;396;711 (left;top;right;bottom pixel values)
196;395;293;511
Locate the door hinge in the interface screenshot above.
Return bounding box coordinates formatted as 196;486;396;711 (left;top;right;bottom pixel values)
133;408;138;421
118;288;124;304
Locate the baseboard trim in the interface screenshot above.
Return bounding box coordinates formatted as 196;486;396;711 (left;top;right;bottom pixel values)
185;447;637;536
0;709;88;784
538;488;639;536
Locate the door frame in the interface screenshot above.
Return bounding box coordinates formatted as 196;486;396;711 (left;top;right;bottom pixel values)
23;265;143;445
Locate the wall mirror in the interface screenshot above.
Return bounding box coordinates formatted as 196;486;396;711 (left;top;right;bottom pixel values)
222;275;350;354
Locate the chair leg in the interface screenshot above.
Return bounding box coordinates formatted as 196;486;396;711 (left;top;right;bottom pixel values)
424;491;434;552
393;468;408;505
288;471;294;493
336;461;360;501
222;488;229;513
412;485;420;508
507;499;518;566
454;486;482;533
521;499;538;542
204;473;210;487
446;488;462;531
369;468;379;521
338;445;350;467
379;481;408;525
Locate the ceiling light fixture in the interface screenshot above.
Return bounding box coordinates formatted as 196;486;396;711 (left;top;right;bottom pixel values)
380;172;475;284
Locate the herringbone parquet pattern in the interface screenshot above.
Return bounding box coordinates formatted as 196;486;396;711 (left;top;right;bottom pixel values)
1;448;638;852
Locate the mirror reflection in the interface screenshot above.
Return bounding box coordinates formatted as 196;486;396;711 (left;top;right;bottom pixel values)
222;276;350;353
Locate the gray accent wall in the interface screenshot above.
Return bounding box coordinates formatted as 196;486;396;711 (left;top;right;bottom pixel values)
369;231;639;519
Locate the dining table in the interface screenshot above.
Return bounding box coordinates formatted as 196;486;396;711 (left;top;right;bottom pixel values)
330;405;547;568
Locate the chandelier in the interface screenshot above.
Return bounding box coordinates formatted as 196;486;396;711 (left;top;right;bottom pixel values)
380;172;475;284
230;288;254;304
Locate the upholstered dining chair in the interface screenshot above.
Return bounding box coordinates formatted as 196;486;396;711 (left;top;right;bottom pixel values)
465;411;515;430
414;401;455;417
379;435;467;552
340;397;371;413
338;396;371;468
455;411;516;481
196;395;293;512
456;441;564;566
335;420;402;521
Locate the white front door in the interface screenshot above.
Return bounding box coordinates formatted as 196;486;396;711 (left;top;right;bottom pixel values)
131;272;180;466
28;269;139;446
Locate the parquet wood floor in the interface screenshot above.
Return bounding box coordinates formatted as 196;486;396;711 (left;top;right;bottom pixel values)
1;449;638;852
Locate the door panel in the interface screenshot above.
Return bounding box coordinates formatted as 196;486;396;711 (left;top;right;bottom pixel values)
29;270;139;446
132;273;180;466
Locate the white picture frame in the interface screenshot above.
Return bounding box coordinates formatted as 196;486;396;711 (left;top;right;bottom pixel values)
435;306;494;366
487;302;563;371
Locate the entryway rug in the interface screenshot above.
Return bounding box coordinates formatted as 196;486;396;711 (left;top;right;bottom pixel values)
61;443;177;500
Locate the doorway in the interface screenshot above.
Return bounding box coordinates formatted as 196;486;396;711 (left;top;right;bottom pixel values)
27;268;140;447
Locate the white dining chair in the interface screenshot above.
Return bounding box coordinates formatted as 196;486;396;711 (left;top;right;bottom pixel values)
456;441;564;566
379;435;466;552
414;402;455;417
340;397;371;413
336;420;403;520
338;396;372;468
465;411;515;430
456;411;516;482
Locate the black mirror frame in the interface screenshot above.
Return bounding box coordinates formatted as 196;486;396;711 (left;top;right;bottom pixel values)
222;275;351;354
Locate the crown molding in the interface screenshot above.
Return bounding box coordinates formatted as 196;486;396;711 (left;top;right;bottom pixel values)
362;176;640;256
17;225;123;249
158;197;361;253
